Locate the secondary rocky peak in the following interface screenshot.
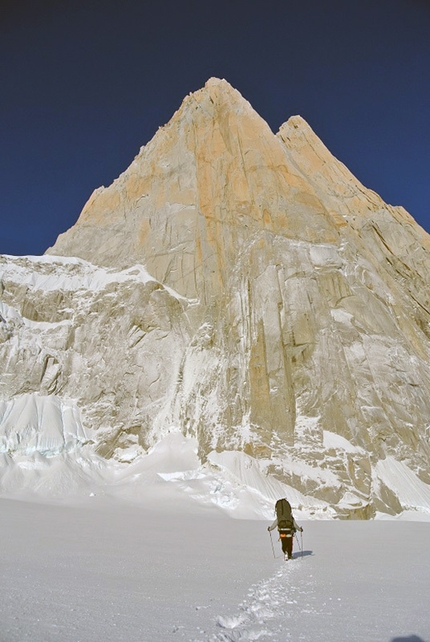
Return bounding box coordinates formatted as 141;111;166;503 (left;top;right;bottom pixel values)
278;114;368;199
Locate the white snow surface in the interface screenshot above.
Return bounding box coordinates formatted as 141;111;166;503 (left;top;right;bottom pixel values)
1;432;429;640
1;493;429;642
0;430;429;640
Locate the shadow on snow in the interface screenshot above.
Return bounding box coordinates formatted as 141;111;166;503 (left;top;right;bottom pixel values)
390;635;424;642
292;549;313;559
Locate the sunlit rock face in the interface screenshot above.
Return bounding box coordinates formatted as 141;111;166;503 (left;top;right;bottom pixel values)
2;79;430;516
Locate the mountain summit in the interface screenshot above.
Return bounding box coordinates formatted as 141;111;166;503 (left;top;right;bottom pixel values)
2;79;430;517
47;78;346;300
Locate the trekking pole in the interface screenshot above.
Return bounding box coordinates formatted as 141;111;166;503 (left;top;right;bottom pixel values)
269;530;276;559
294;532;303;560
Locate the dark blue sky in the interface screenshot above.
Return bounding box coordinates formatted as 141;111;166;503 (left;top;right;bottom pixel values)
1;0;429;256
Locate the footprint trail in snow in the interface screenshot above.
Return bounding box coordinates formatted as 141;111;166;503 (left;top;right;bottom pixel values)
207;556;320;641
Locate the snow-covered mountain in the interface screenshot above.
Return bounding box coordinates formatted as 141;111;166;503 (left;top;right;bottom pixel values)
1;78;430;518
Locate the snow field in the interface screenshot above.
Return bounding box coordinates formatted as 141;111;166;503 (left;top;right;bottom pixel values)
0;496;271;642
210;521;430;641
1;497;429;642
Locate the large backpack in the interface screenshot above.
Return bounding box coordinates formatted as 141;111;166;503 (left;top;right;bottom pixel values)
275;498;293;530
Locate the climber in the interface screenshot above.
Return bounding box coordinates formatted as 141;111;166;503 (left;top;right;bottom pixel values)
268;498;303;560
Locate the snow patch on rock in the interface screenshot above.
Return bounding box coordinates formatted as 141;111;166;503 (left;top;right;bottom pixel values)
323;430;365;453
374;456;430;515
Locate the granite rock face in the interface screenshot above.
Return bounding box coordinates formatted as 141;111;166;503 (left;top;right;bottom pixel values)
2;79;430;516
